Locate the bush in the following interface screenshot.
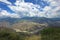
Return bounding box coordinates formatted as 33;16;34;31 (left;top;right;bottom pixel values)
0;28;25;40
41;27;60;40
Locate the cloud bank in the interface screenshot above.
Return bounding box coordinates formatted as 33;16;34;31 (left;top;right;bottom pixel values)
0;0;60;18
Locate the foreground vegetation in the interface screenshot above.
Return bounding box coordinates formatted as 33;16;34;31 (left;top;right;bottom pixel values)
41;27;60;40
0;27;60;40
0;27;25;40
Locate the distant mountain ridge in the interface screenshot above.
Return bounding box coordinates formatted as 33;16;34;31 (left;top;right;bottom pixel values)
0;17;60;27
0;17;60;33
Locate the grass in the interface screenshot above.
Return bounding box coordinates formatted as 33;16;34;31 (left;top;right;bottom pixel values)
24;27;60;40
25;35;41;40
41;27;60;40
0;27;60;40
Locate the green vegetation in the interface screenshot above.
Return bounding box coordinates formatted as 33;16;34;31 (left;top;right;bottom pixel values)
0;27;60;40
25;35;41;40
41;27;60;40
0;27;25;40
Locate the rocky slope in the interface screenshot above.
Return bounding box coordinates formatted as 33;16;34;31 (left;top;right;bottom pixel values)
12;21;48;34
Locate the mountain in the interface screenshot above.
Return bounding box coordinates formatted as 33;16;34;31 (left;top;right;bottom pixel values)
0;17;49;24
0;17;60;26
0;17;20;24
12;21;47;34
20;17;60;27
0;17;60;33
0;21;10;27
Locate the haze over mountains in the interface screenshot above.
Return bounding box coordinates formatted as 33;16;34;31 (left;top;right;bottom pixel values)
0;17;60;34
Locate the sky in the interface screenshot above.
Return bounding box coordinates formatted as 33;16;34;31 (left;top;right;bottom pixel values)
0;0;60;18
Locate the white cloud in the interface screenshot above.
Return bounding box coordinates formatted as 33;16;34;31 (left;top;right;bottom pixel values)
9;0;60;18
0;0;60;18
42;0;60;18
0;0;12;5
0;10;20;18
8;1;43;17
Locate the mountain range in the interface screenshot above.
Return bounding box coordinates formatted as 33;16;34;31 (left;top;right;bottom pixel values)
0;17;60;33
0;17;60;24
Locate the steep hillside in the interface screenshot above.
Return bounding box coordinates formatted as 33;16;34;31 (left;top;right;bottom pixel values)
12;21;48;33
0;17;60;29
0;21;11;28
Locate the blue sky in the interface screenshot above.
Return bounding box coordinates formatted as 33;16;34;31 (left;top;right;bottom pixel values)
0;0;60;18
7;0;16;3
0;0;49;13
24;0;49;8
0;1;14;13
